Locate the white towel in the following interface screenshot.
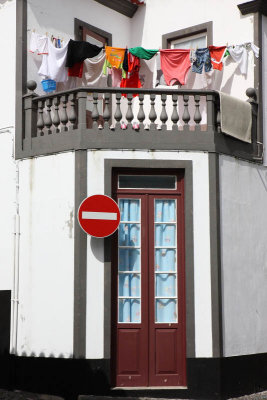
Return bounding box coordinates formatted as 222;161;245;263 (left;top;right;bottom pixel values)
219;92;252;143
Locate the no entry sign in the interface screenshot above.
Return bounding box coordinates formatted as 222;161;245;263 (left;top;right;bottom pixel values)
78;195;120;238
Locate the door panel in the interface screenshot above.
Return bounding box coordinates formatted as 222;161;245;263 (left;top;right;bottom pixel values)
115;195;148;387
155;329;177;373
113;181;186;387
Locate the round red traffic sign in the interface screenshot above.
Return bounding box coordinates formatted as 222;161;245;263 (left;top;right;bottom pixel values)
78;195;120;238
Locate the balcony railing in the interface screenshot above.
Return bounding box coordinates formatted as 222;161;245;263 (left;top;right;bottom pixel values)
17;80;259;160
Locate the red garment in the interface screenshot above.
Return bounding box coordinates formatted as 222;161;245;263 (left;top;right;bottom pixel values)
68;61;84;77
120;71;142;97
160;49;191;86
208;46;226;71
128;52;140;74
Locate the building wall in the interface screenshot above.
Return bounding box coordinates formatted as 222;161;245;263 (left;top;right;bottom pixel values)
220;155;267;356
16;152;75;357
0;0;15;129
0;131;15;290
132;0;255;100
27;0;132;94
86;150;213;359
262;15;267;165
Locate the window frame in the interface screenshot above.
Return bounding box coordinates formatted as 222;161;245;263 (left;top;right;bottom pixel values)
162;21;213;49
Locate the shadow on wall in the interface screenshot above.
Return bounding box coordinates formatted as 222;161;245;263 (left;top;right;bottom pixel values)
90;237;104;263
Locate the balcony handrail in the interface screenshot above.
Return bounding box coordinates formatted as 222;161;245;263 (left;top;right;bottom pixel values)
24;85;219;101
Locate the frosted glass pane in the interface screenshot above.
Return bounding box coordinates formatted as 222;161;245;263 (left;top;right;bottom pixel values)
155;299;177;323
119;175;176;189
156;274;176;297
119;299;141;323
119;223;140;246
119;273;141;297
119;248;140;271
155;248;176;271
155;200;176;222
155;224;176;246
119;199;140;221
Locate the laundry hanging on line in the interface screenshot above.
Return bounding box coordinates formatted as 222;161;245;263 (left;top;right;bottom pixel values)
29;30;260;91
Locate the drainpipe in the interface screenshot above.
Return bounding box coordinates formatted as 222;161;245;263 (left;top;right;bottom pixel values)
0;127;20;354
11;162;20;354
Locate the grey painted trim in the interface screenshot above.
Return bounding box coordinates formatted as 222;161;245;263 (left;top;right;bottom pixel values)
253;13;263;153
103;159;195;359
74;18;112;44
238;0;267;17
162;21;213;49
93;0;138;18
208;153;223;358
15;0;27;156
16;128;258;163
73;150;88;358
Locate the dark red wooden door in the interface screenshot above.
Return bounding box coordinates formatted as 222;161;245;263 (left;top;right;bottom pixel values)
112;174;186;388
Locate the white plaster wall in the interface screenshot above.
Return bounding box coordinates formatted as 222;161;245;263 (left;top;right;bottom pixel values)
220;155;267;356
0;0;15;128
0;131;15;290
262;15;267;165
132;0;255;100
86;150;212;359
17;152;75;357
27;0;131;93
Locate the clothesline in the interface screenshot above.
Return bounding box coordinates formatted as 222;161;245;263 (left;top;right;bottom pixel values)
29;30;260;93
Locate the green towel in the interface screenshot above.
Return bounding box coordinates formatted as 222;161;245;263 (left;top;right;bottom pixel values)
129;47;158;60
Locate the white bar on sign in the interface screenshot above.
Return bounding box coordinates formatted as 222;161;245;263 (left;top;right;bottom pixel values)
82;211;117;220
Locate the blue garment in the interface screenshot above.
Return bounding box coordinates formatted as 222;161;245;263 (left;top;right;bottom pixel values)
192;48;212;74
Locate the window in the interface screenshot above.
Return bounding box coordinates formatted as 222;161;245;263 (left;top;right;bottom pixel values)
170;32;207;50
162;21;213;49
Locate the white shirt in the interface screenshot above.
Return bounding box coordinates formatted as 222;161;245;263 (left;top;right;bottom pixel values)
38;39;69;82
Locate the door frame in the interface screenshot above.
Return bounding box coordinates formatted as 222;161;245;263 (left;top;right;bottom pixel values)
103;159;195;386
111;178;187;387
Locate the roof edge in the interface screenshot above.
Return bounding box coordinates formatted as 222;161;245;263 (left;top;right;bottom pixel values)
93;0;138;18
238;0;267;17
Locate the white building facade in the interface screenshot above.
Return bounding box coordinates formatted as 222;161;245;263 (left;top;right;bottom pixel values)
0;0;267;399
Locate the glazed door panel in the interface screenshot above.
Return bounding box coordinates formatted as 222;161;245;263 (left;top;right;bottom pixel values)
148;196;186;386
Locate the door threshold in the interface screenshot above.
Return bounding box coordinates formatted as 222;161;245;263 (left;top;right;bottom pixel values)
112;386;187;390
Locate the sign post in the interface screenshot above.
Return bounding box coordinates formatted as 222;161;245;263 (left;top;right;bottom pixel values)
77;194;120;238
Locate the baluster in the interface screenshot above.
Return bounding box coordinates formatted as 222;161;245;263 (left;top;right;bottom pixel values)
171;94;179;131
103;93;111;129
126;94;134;128
37;100;45;136
182;94;190;131
114;93;122;129
44;98;52;134
92;93;99;129
137;94;145;129
160;94;168;131
52;97;60;133
149;94;157;130
193;95;202;131
68;93;77;130
60;94;69;132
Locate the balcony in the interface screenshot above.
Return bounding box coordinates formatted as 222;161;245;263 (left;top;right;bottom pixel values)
17;81;259;161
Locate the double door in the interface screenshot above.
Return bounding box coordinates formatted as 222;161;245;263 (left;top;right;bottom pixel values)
111;185;186;387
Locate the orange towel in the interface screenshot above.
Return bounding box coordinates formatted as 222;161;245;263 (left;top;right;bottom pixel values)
105;46;125;69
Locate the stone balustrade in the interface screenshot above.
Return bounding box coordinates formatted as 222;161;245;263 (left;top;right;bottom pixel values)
17;80;258;161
